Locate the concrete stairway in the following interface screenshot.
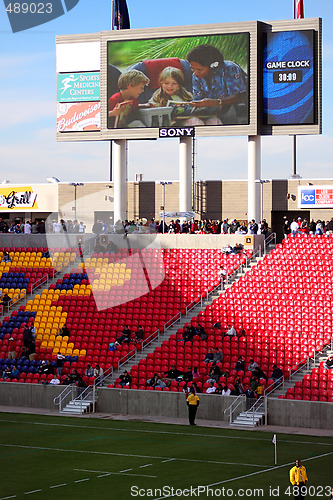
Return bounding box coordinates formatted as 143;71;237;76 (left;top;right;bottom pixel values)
230;410;265;427
60;398;94;415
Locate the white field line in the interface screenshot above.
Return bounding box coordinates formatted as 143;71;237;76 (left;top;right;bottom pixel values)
1;418;332;447
74;468;156;478
152;450;333;500
0;443;266;468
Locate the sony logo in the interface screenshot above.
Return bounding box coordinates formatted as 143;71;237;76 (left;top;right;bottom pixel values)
159;127;195;138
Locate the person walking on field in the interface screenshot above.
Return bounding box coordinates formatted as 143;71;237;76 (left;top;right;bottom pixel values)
186;386;200;426
289;459;308;500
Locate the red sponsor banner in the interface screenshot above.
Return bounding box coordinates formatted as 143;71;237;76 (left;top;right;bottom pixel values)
316;188;333;205
57;102;100;132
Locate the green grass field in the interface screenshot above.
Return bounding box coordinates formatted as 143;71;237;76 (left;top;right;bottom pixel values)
0;413;332;500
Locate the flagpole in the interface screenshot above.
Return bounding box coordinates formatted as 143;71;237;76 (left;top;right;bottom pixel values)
110;0;115;181
291;0;298;179
111;0;115;29
273;434;277;465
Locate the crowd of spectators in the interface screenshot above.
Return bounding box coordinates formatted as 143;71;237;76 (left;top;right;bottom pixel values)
283;216;333;237
112;217;269;236
0;218;46;234
0;215;271;236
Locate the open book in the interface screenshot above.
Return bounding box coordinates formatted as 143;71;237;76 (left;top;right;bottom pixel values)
166;100;215;119
114;100;133;128
166;100;195;118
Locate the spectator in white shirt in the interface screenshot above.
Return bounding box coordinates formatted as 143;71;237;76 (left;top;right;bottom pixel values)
49;375;60;385
206;382;216;394
221;385;231;396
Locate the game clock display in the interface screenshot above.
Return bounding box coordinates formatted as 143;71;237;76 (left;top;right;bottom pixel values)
263;30;315;125
273;70;302;83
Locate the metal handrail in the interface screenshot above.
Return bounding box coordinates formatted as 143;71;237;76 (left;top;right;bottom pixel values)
264;232;276;253
224;394;246;424
0;289;26;318
0;253;76;318
53;384;76;411
54;249;255;410
245;395;266;425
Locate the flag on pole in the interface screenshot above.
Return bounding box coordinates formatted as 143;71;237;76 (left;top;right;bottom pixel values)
272;434;277;465
114;0;130;29
296;0;304;19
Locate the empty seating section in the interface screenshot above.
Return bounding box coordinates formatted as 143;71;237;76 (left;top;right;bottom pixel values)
0;247;77;299
120;235;333;395
0;247;250;385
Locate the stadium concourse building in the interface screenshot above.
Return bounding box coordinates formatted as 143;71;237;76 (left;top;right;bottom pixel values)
1;178;333;239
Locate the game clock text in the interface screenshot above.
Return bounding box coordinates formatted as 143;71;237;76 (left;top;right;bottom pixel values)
273;70;303;83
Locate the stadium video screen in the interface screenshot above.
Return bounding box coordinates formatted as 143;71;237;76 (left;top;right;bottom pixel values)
263;30;315;125
107;33;249;130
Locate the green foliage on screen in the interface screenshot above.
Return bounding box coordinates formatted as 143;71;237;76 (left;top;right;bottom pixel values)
108;33;249;72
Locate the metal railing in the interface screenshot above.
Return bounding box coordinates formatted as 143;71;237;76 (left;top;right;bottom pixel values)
0;250;85;319
264;232;276;253
54;249;258;412
244;395;266;426
53;384;77;411
224;394;246;424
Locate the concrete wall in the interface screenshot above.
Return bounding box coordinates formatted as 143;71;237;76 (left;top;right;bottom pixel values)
96;388;231;422
0;381;64;410
268;398;333;430
1;382;333;430
0;233;264;252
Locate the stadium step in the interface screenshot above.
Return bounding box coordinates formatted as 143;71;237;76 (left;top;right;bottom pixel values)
230;411;265;428
60;399;94;415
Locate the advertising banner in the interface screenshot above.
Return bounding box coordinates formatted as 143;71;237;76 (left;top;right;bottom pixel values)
57;72;100;102
0;185;58;212
263;30;315;125
298;185;333;208
107;32;249;130
57;102;101;132
159;211;195;218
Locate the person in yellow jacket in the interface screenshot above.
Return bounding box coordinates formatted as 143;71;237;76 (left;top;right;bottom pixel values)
289;459;308;500
186;387;200;425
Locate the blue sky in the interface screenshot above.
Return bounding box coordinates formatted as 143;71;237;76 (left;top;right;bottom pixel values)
0;0;333;184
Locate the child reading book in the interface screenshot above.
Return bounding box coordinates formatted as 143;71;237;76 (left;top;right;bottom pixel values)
108;69;150;128
149;66;193;107
149;66;196;125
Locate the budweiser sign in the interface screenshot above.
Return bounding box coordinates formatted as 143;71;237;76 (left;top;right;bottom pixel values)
57;102;101;132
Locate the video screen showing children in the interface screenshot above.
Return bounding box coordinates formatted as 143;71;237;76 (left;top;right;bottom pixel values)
107;32;249;129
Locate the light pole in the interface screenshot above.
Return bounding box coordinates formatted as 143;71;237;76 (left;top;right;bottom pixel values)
160;182;172;234
255;180;270;222
69;182;84;221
